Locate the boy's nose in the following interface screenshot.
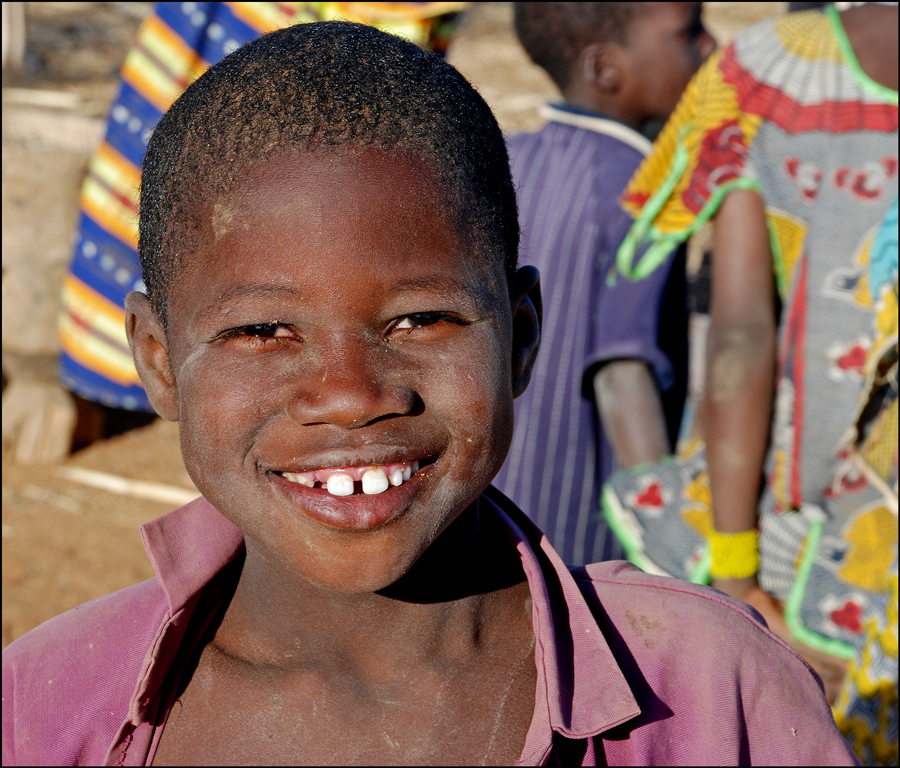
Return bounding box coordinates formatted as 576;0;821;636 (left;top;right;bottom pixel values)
284;336;416;429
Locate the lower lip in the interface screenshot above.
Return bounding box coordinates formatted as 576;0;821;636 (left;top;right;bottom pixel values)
268;468;430;530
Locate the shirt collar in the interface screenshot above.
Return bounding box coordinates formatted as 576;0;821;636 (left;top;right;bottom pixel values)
139;496;244;616
133;492;641;755
480;486;640;761
122;498;244;726
540;101;653;157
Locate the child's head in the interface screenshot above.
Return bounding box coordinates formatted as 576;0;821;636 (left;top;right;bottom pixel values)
138;21;519;329
514;2;715;128
127;22;541;595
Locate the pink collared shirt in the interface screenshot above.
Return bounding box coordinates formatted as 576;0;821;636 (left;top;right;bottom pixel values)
2;488;858;766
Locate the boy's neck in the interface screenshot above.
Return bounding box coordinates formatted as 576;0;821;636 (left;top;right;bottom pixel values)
561;84;643;131
207;499;531;682
556;93;666;141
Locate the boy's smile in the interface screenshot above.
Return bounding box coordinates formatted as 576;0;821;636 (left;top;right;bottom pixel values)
127;147;540;593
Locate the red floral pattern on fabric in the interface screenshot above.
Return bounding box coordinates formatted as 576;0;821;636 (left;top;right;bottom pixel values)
828;340;871;380
681;120;748;214
635;481;665;509
823;447;868;497
833;157;899;202
830;600;864;634
836;344;868;375
621;189;651;210
785;157;823;202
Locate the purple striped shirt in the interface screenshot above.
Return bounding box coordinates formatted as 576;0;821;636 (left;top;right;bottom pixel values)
493;104;687;566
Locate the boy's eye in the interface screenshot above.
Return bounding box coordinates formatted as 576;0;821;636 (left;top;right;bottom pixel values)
241;324;286;337
235;323;290;339
219;323;298;342
392;312;465;332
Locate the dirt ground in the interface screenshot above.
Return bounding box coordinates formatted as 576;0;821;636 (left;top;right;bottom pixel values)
1;2;784;650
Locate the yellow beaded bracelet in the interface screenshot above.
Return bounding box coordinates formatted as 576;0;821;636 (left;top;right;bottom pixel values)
708;528;760;580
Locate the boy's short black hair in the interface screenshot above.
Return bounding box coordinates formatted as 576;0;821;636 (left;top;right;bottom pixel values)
513;2;638;91
139;21;518;326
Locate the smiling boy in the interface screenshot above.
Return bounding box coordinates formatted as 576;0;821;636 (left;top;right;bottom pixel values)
3;21;859;767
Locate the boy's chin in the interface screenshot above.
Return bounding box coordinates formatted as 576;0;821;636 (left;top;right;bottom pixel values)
266;528;434;597
298;548;427;596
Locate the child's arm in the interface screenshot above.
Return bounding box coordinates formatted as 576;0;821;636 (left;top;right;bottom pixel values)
705;189;778;611
705;189;849;702
588;204;685;470
593;360;669;468
705;188;776;569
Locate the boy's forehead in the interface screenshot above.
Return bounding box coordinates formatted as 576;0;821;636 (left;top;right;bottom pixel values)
195;147;507;291
177;147;508;310
227;146;440;200
207;148;440;240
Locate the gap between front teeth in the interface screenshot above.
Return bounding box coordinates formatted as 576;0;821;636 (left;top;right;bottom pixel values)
282;461;420;496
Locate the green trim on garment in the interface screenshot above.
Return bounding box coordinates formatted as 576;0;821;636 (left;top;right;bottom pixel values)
827;3;899;107
601;484;673;578
784;518;857;660
688;547;711;586
615;125;693;284
614;123;764;286
619;454;676;473
768;215;788;299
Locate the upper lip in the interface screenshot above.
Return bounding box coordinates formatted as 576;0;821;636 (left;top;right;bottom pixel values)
265;451;436;475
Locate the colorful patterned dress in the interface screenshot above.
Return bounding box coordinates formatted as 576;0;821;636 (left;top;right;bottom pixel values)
57;1;468;410
604;7;897;764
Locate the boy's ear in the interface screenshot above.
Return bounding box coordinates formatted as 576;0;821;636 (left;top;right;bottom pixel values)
125;291;179;421
579;42;623;94
509;266;541;398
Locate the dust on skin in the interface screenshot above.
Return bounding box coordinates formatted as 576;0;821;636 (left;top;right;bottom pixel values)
707;326;771;472
211;200;237;242
212;195;303;242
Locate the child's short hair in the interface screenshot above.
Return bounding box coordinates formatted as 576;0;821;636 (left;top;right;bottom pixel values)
513;2;638;91
138;21;519;326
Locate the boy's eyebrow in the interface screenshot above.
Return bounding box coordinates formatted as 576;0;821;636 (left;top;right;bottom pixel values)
388;273;497;311
196;284;303;322
196;275;494;321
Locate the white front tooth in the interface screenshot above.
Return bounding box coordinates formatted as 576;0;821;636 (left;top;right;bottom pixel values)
389;468;404;486
326;473;354;496
362;468;389;495
402;465;412;482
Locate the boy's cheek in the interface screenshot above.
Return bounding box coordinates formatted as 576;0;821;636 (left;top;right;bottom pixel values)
425;354;514;466
174;357;268;466
173;333;513;458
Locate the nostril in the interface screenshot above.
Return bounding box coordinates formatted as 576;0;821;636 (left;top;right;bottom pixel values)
284;379;420;428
